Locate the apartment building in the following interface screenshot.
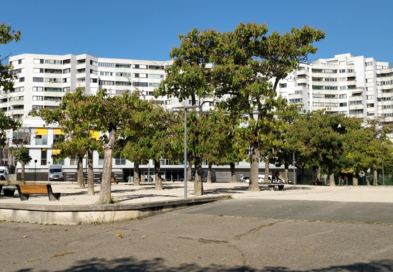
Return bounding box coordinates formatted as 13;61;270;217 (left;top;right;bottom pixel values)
277;53;393;122
3;53;286;182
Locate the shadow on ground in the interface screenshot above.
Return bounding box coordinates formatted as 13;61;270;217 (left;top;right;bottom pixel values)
203;185;311;195
17;257;393;272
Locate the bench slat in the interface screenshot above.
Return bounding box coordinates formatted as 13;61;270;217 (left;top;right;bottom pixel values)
19;185;48;194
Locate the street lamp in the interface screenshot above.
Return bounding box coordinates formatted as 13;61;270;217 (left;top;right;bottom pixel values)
382;157;385;186
293;152;296;185
34;159;37;183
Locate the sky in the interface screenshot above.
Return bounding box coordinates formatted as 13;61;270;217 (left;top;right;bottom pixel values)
1;0;393;63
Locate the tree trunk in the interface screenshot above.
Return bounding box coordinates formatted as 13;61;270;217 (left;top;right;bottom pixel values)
194;154;203;195
154;159;163;190
264;156;270;183
207;163;212;183
141;175;145;183
230;162;237;183
87;149;94;195
365;171;370;186
373;167;378;186
317;166;321;180
133;162;140;186
187;161;192;181
329;172;335;186
284;163;289;184
249;147;261;191
98;127;116;204
21;162;25;184
77;155;85;189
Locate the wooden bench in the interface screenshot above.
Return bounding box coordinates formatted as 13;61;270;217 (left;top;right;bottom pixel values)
16;185;61;201
310;179;319;185
268;184;285;191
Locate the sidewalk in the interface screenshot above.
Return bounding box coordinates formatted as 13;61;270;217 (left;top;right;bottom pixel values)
1;181;392;205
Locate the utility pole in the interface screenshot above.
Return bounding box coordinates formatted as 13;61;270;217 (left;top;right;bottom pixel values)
293;152;296;185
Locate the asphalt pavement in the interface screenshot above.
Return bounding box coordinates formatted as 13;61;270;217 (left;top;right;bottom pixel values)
1;198;393;271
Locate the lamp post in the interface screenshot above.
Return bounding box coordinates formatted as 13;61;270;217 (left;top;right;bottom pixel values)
148;159;150;182
34;160;37;182
293;152;296;185
382;157;385;186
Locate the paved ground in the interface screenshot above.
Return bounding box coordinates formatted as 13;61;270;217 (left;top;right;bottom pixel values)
1;198;393;271
1;182;393;205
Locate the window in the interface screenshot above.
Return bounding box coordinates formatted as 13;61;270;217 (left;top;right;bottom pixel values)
63;59;71;64
90;78;98;83
340;86;346;90
33;77;44;82
14;87;24;92
116;72;131;77
12;105;24;110
325;95;337;99
116;81;131;86
347;69;354;73
289;98;302;103
13;128;31;145
90;60;97;66
378;97;391;102
313;102;323;107
33;86;44;92
313;94;324;98
349;110;363;114
279;83;287;88
33;68;44;73
148;91;154;96
18;59;24;64
116;64;131;68
45;59;62;65
367;112;375;116
324;78;337;82
209;102;214;106
339;69;346;73
339;102;347;107
34;59;44;64
10;96;23;101
324;69;337;73
33;96;43;101
365;62;373;67
149;74;164;79
41;149;47;165
149;83;160;87
339;77;346;81
63;78;70;83
70;156;78;166
367;95;374;100
99;80;114;85
63;87;70;92
133;64;147;69
115;154;126;165
149;65;164;70
100;71;113;76
133;73;148;78
44;97;62;102
63;68;70;74
98;62;114;67
132;82;148;87
116;90;125;95
45;88;63;92
99;155;104;165
325;86;338;90
32;105;43;110
164;100;171;105
19;77;25;82
350;100;362;105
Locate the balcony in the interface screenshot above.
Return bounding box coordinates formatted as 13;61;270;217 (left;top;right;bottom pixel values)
349;104;364;110
296;78;308;85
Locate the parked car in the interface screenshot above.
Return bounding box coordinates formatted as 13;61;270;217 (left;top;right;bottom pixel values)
239;176;250;183
0;166;9;181
258;175;272;183
49;165;63;181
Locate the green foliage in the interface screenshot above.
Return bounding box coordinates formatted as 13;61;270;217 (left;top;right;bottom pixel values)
1;22;21;94
9;146;31;165
0;111;20;147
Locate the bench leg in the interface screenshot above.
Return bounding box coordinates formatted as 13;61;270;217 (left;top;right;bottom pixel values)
20;194;29;201
48;193;61;201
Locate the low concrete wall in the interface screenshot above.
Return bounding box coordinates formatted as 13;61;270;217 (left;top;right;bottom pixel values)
0;195;227;225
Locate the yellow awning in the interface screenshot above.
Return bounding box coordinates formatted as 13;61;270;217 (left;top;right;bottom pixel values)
36;128;47;136
90;130;99;140
42;148;47;151
53;128;65;135
52;149;61;155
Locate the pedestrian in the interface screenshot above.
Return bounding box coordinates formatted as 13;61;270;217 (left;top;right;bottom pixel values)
272;170;275;182
344;175;347;185
275;170;279;182
339;175;342;186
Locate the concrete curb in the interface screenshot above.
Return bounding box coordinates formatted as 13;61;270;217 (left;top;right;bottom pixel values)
0;195;228;225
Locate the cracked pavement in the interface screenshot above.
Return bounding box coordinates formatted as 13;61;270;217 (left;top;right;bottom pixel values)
1;199;393;271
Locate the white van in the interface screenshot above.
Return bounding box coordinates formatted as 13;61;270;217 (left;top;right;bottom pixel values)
49;165;63;181
0;166;9;181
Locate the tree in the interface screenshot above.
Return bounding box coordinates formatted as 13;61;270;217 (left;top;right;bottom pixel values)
1;22;21;94
29;88;101;193
120;104;174;190
156;28;218;195
9;147;31;183
0;111;19;148
210;23;325;191
89;90;151;203
292;110;360;186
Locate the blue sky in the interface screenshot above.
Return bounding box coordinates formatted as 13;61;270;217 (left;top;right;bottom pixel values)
1;0;393;63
